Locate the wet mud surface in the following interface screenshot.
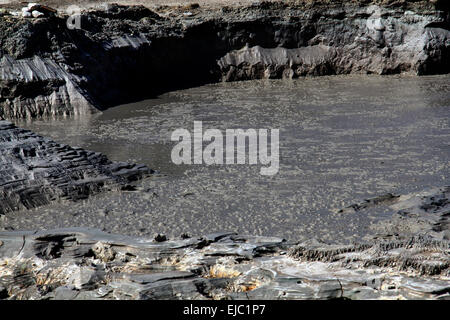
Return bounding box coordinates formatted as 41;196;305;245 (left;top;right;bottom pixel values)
8;75;450;243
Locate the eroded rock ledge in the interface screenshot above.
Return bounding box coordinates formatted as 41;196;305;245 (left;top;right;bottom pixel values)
0;186;448;300
0;120;151;215
0;0;449;118
0;228;448;300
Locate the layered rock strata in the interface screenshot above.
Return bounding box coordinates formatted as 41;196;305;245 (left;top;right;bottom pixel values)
0;228;448;300
0;1;448;118
0;186;448;300
0;120;151;215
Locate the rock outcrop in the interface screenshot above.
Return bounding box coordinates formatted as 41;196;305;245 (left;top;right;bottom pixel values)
0;228;448;300
0;1;449;118
0;120;151;215
0;186;448;300
218;2;450;80
0;55;97;118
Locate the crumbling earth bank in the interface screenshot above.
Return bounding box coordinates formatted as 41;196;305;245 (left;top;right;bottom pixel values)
0;1;449;118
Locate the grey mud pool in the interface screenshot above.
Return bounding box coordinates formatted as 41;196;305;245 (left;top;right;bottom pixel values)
10;74;450;243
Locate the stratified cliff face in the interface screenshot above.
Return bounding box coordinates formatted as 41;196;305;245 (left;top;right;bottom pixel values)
0;56;97;118
0;1;449;118
0;120;151;215
219;2;450;78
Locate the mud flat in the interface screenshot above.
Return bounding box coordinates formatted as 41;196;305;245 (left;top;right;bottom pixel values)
10;75;450;242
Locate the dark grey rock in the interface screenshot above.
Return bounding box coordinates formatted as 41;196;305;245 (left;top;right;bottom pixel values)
0;222;448;300
0;284;8;299
0;121;151;215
